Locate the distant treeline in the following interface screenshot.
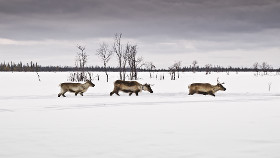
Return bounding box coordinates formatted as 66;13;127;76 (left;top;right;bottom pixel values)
0;61;279;73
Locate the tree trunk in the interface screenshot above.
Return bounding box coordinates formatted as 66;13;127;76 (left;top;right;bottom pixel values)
119;60;122;80
105;70;109;82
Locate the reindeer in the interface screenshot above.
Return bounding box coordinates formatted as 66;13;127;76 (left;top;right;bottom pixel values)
188;78;226;97
58;80;95;97
110;80;153;96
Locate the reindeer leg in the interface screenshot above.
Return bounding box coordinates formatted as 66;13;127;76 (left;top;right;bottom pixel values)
115;89;120;96
110;88;120;96
62;92;66;97
58;89;65;97
60;90;67;97
135;91;139;96
209;92;215;97
110;89;116;96
188;90;195;95
75;92;79;96
80;92;83;96
129;92;133;96
110;90;120;96
110;92;114;96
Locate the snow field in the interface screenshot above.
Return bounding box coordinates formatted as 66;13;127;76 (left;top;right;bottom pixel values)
0;72;280;158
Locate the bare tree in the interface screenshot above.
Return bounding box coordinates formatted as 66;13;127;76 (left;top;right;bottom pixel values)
169;66;176;80
118;43;131;81
253;62;259;76
76;45;87;71
112;33;144;81
192;60;198;73
205;64;212;75
96;42;113;82
76;45;88;81
68;45;91;82
134;57;144;79
127;44;144;80
261;62;271;75
174;61;181;78
127;44;135;80
169;61;181;80
145;62;156;78
113;33;123;80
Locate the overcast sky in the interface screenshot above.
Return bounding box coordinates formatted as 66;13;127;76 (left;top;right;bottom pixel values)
1;0;280;68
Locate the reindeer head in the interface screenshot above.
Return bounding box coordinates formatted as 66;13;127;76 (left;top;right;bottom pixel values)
143;83;153;93
86;80;95;87
217;78;226;91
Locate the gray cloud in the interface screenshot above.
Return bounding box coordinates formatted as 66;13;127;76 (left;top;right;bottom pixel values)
1;0;280;67
1;0;280;39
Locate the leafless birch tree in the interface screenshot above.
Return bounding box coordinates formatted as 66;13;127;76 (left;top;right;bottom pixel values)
76;45;87;72
127;44;143;80
113;33;123;80
253;62;259;76
96;42;113;82
145;62;156;78
69;45;92;82
261;62;271;75
174;61;181;78
75;45;88;81
192;60;198;73
205;64;212;75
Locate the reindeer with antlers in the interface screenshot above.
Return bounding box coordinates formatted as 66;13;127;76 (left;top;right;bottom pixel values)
188;78;226;97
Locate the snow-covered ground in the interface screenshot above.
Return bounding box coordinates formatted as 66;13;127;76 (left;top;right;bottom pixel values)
1;72;280;158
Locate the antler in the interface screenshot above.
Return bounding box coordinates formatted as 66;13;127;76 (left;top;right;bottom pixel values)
217;77;225;84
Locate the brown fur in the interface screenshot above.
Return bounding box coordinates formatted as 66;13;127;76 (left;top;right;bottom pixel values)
188;83;226;97
58;80;95;97
110;80;153;96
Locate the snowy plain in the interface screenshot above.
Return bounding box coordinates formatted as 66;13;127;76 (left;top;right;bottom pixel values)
0;71;280;158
